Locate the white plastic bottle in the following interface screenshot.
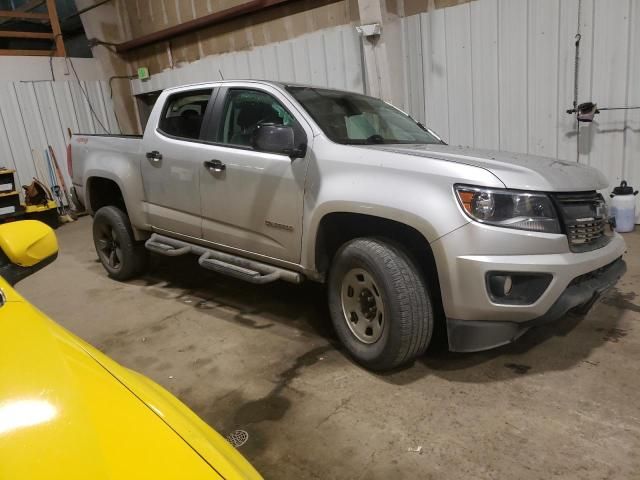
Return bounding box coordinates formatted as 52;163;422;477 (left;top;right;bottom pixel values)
610;181;638;233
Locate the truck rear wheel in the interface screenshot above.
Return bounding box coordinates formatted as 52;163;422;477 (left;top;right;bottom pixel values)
328;238;433;371
93;206;148;280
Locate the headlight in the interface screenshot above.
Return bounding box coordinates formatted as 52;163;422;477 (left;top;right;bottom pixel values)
455;185;560;234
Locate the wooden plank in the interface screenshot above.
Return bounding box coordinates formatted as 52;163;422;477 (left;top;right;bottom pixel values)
527;0;560;157
0;1;46;26
0;10;48;20
470;0;499;150
444;3;473;146
0;191;19;197
0;31;54;39
498;0;528;153
0;49;53;56
45;0;65;57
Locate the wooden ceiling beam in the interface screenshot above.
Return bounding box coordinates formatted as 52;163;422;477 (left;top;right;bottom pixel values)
0;0;65;57
0;1;46;25
0;30;54;39
0;10;49;20
0;48;53;56
45;0;65;56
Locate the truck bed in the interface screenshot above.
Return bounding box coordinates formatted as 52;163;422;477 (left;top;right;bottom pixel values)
70;133;144;210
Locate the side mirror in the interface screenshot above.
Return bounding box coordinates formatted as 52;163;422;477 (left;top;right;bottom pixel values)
0;220;58;286
252;124;306;158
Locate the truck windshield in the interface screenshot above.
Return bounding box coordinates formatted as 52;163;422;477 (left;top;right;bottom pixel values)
286;86;443;145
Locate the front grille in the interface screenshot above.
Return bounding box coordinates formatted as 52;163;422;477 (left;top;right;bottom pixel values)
553;191;610;252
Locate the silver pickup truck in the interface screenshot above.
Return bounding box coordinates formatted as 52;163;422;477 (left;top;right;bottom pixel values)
71;80;626;371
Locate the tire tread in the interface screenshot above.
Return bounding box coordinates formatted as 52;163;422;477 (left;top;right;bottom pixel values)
328;237;433;371
93;206;147;280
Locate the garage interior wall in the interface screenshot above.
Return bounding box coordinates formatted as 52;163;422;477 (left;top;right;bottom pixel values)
0;57;118;196
76;0;361;131
130;24;363;96
401;0;640;220
78;0;638;219
118;0;360;69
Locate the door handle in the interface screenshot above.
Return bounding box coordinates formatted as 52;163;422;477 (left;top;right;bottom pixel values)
146;150;162;161
204;159;226;173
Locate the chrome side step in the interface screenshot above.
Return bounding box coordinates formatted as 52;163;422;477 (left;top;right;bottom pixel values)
144;233;303;284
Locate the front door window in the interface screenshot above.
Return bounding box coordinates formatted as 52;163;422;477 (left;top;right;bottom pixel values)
218;89;298;147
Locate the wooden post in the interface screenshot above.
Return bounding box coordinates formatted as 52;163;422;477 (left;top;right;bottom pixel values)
45;0;65;57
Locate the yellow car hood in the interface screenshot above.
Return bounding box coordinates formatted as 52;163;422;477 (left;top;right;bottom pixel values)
0;282;261;480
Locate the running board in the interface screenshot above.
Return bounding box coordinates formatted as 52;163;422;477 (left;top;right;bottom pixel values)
144;233;303;284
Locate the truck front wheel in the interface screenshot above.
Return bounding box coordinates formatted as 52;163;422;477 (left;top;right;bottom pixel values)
328;238;433;371
93;206;148;280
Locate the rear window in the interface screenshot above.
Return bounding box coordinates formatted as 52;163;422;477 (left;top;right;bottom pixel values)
158;89;212;140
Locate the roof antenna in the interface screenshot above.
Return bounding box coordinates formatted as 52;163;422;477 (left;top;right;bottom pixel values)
219;69;224;80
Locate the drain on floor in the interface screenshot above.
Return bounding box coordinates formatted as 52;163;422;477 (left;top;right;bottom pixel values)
226;429;249;448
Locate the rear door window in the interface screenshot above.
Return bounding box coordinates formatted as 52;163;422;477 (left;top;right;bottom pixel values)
158;89;213;140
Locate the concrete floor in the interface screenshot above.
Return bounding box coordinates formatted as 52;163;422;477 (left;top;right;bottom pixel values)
19;217;640;479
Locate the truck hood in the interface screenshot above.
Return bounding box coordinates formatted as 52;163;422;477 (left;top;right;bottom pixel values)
367;144;609;192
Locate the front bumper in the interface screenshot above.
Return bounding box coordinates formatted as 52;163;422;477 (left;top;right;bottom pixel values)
446;257;626;352
430;221;627;352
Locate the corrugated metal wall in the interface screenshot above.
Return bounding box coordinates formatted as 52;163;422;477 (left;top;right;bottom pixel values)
401;0;640;220
106;0;359;75
0;80;118;196
6;1;636;217
131;24;363;95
